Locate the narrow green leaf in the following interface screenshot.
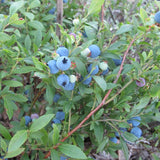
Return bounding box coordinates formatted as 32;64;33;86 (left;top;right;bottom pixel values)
8;130;27;152
59;144;87;159
150;83;160;97
9;1;25;15
2;80;23;87
32;57;46;71
23;12;35;21
88;0;105;15
29;0;40;9
0;137;8;152
28;21;44;30
13;66;35;74
25;35;31;50
116;24;133;35
30;114;54;132
140;8;148;24
134;97;150;109
34;30;42;47
52;124;59;145
120;138;129;160
0;123;12;140
46;85;55;105
93;76;107;91
94;123;104;143
0;32;11;42
123;132;138;142
5;148;25;159
51;149;60;160
7;93;28;102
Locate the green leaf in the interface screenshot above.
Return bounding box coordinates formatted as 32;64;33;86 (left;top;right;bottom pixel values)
8;130;27;152
3;98;15;120
25;35;31;50
134;96;150;110
150;83;160;98
97;137;108;153
34;30;42;47
28;21;44;30
120;138;129;160
52;124;59;145
9;13;25;25
51;149;60;160
106;83;119;90
140;8;148;25
34;72;49;79
94;108;104;120
2;80;23;87
0;123;12;140
88;0;105;15
46;85;55;105
93;76;107;91
30;114;54;132
0;137;8;152
32;57;46;71
5;148;25;159
9;1;25;15
123;132;138;142
23;12;35;21
59;144;87;159
7;93;28;102
0;32;11;42
13;66;35;74
29;0;40;9
116;24;133;35
94;123;104;143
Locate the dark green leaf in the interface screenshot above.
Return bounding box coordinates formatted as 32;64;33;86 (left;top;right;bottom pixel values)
93;76;107;91
2;80;23;87
51;149;60;160
25;35;31;50
134;97;150;109
0;123;12;140
120;138;129;160
94;123;104;143
52;124;59;145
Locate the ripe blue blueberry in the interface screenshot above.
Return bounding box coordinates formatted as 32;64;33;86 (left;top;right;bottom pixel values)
0;156;7;160
56;56;71;71
154;11;160;24
115;127;127;137
24;116;32;126
52;118;61;124
88;45;101;58
63;82;75;91
60;156;68;160
56;111;65;121
56;47;69;57
53;93;61;103
82;76;92;85
101;68;109;75
57;74;70;88
130;127;142;138
63;0;68;3
49;7;56;14
87;64;99;75
127;116;141;127
110;137;118;143
112;56;122;66
1;0;5;3
47;60;59;74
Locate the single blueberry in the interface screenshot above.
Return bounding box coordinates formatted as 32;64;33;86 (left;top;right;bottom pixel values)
127;116;141;127
110;137;118;143
112;56;122;66
87;64;99;75
52;118;61;124
56;47;69;57
49;7;56;15
56;56;71;71
53;93;61;103
56;111;65;121
47;60;59;74
57;74;70;88
63;82;75;91
88;45;101;58
115;127;127;137
154;11;160;24
82;76;92;85
63;0;68;3
24;116;32;126
101;68;109;75
130;127;142;138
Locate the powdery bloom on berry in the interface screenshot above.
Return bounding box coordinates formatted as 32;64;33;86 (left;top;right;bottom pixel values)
88;44;101;58
56;56;71;71
56;47;69;57
47;60;59;74
136;78;146;87
57;74;70;88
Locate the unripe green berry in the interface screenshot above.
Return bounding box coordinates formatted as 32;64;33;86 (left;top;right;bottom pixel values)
81;48;90;57
99;62;108;71
69;75;77;83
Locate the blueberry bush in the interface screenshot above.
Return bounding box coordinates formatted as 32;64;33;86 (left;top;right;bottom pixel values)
0;0;160;159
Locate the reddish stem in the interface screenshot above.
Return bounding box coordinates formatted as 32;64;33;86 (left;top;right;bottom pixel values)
44;37;136;159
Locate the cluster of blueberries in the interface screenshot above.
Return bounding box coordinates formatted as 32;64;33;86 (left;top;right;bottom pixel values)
24;113;39;126
110;116;142;144
47;44;123;90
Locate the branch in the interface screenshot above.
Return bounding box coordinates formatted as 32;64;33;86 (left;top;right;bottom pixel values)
44;37;136;159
